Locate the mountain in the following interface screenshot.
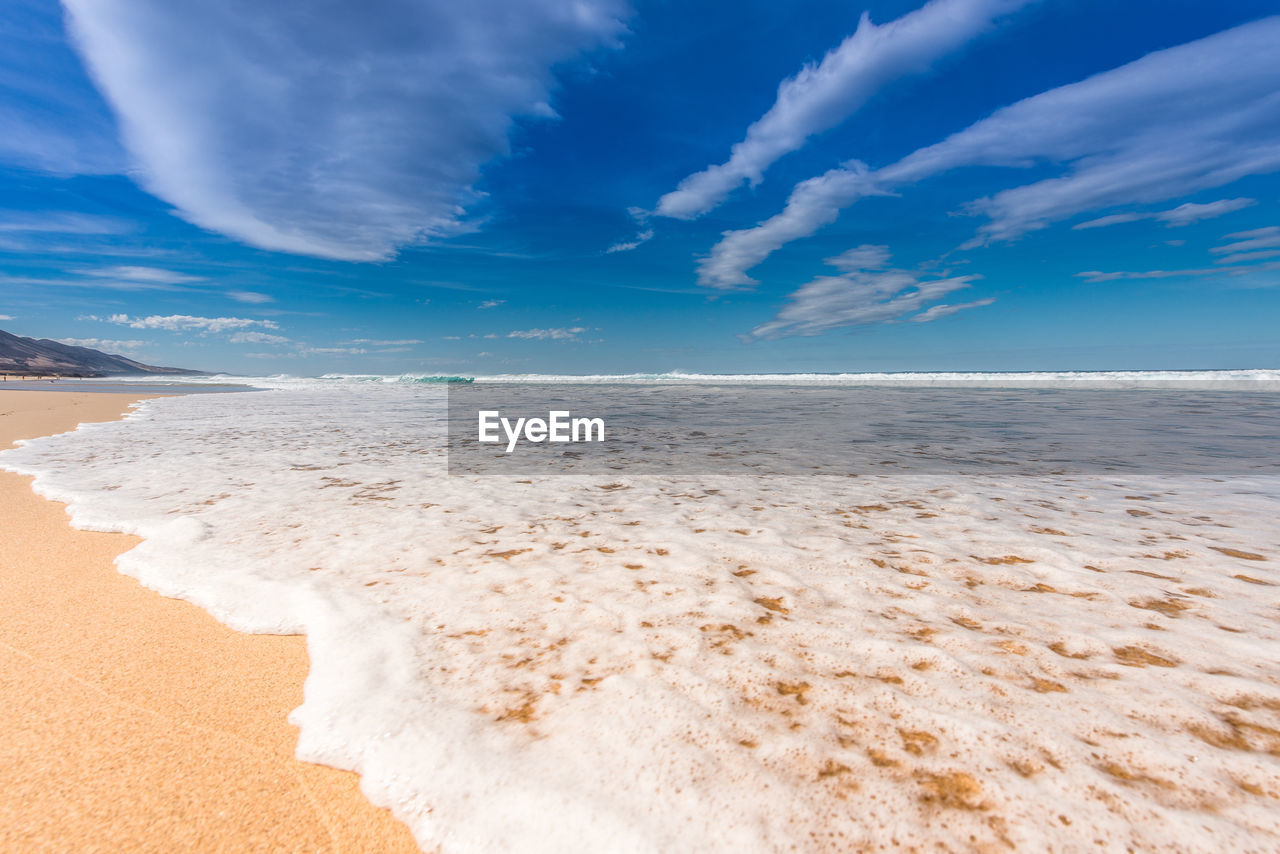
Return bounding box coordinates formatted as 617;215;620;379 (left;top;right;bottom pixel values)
0;328;201;376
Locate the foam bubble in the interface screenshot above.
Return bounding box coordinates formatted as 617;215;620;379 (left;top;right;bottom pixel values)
3;384;1279;851
85;368;1280;391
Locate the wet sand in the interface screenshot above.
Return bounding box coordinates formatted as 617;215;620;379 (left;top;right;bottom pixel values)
0;391;419;853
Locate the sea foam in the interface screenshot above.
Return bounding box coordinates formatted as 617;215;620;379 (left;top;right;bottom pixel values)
3;381;1279;851
94;367;1280;390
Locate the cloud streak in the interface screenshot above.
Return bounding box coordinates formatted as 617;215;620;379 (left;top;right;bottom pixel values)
0;212;131;234
229;331;291;345
909;297;996;322
1210;226;1280;256
102;313;280;333
656;0;1034;220
1077;227;1280;281
227;290;274;304
745;246;983;339
702;16;1280;288
507;326;586;340
1073;198;1257;230
606;229;653;253
82;265;203;284
55;337;146;351
62;0;630;261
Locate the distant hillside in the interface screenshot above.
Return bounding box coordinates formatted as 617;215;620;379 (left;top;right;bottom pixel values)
0;328;201;376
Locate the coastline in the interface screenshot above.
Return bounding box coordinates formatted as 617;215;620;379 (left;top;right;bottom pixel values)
0;391;419;852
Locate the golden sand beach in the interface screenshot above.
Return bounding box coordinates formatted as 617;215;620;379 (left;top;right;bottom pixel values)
0;391;419;853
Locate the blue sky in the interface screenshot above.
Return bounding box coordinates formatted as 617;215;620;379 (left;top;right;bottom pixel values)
1;0;1278;375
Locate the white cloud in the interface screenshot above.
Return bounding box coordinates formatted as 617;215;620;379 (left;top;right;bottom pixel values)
655;0;1035;220
825;244;891;272
1074;265;1280;283
477;299;507;309
299;346;367;355
1073;198;1256;230
1076;268;1220;283
1071;212;1147;230
343;338;424;346
699;161;888;288
54;337;146;351
1212;250;1280;266
0;314;13;321
104;313;280;332
909;297;995;322
0;212;131;234
507;326;586;340
62;0;629;261
703;17;1280;288
605;229;653;253
1210;226;1280;256
82;265;203;284
227;290;274;304
0;273;182;292
1077;228;1280;280
229;331;291;345
1209;225;1280;266
745;248;981;339
1157;198;1258;227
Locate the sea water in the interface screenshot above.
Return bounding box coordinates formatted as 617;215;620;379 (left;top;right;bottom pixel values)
3;372;1280;851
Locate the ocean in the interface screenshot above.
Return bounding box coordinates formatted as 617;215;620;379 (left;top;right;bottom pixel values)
3;370;1279;851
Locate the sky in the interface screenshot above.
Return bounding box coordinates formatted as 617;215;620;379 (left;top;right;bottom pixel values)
1;0;1278;376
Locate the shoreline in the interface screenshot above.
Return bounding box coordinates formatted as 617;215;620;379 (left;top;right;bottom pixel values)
0;390;418;852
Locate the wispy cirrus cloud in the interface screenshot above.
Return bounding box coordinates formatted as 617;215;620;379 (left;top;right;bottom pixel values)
62;0;630;261
1075;267;1228;283
1077;226;1280;281
745;245;983;339
226;290;274;304
1075;262;1280;283
909;297;995;323
1213;250;1280;266
507;326;587;340
0;273;181;292
655;0;1036;220
0;264;205;292
342;338;424;346
299;346;367;356
0;211;132;235
1208;225;1280;262
1073;198;1257;230
98;313;279;333
55;337;146;351
477;299;507;309
699;161;885;289
605;229;653;253
228;331;291;345
82;265;203;284
702;16;1280;288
